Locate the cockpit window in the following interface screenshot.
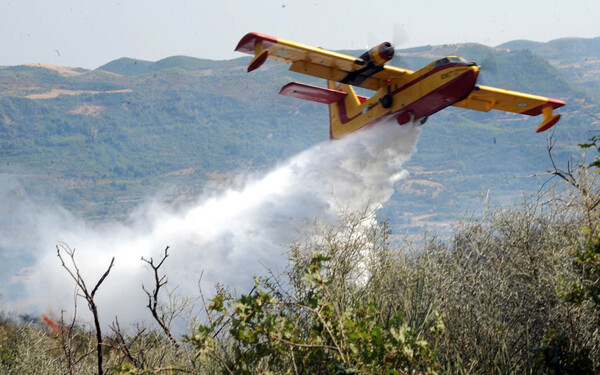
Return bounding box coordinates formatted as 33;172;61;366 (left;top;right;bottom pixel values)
449;56;467;63
434;56;468;68
434;58;450;68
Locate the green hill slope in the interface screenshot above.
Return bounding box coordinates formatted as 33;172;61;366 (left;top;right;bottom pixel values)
0;38;596;227
497;37;600;101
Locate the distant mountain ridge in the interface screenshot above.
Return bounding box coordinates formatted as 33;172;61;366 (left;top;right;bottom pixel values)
496;40;545;51
88;36;600;101
96;55;247;76
97;57;155;76
498;36;600;58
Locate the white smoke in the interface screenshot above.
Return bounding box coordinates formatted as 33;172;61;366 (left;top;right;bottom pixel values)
4;120;420;327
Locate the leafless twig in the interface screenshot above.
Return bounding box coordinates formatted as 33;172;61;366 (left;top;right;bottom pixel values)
57;243;115;375
141;246;180;349
109;316;143;368
546;135;580;189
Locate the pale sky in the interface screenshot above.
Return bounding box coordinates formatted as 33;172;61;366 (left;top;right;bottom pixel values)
1;0;599;69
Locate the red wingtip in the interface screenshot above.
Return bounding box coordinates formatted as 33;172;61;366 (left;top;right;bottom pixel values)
547;98;566;109
235;32;278;54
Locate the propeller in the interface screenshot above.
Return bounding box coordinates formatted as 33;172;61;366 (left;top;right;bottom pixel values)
392;23;409;48
361;24;409;67
366;23;409;51
479;55;498;74
476;54;498;86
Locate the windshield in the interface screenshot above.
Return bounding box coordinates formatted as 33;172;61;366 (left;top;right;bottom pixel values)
448;56;468;63
434;56;468;68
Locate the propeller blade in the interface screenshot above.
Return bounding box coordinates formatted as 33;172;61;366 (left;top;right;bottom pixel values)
366;32;378;50
392;23;409;47
479;55;498;74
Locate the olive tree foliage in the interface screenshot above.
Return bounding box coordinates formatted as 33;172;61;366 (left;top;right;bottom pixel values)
0;310;124;375
289;187;600;374
527;135;600;374
559;135;600;311
422;199;597;374
180;199;599;374
185;210;443;375
0;314;76;375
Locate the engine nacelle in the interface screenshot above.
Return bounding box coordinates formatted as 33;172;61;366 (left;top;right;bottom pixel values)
360;42;395;66
341;42;395;86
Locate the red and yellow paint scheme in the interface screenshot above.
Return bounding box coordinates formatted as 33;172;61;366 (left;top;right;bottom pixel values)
235;32;565;139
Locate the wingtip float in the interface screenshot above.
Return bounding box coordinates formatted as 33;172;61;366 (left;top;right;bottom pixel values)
236;31;566;139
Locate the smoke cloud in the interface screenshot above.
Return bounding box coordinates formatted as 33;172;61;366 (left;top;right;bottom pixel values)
2;121;420;327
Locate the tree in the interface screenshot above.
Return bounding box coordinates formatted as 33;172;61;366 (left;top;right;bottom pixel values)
186;253;442;375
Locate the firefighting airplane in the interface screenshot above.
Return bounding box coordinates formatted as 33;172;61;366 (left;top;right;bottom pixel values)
235;32;565;139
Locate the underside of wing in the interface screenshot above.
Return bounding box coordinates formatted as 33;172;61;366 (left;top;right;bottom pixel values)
453;85;566;132
235;32;410;91
453;85;564;115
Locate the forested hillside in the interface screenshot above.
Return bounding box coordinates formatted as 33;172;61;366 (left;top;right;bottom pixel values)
1;37;597;227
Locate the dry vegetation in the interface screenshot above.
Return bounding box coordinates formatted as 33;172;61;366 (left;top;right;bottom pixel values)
25;88;132;100
24;64;85;78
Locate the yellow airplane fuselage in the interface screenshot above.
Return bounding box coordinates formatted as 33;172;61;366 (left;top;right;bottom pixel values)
329;59;480;138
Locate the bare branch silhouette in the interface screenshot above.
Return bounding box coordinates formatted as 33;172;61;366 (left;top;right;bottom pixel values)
109;316;143;368
141;246;180;349
57;243;115;375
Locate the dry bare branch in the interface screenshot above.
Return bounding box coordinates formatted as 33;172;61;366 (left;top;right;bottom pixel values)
109;316;142;368
57;243;115;375
141;246;180;349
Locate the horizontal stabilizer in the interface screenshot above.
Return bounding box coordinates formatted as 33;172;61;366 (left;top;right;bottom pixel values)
279;82;348;104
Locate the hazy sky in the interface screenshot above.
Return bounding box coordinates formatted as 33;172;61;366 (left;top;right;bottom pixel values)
2;0;599;69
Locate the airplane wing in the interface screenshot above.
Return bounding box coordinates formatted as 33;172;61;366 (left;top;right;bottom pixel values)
235;32;411;91
453;85;566;132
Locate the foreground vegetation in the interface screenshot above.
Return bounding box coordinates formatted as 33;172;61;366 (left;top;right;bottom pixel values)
1;153;600;374
3;134;600;374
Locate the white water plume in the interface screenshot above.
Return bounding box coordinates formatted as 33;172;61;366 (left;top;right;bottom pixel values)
5;120;420;326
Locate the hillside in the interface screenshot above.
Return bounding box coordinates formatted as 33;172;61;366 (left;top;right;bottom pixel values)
498;36;600;101
0;37;598;229
0;59;328;219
